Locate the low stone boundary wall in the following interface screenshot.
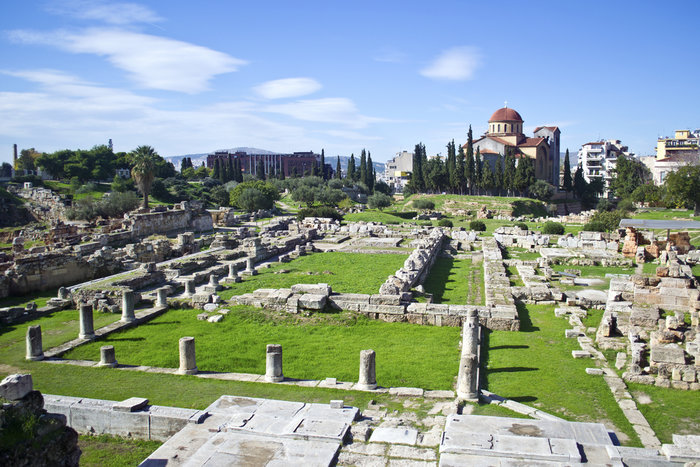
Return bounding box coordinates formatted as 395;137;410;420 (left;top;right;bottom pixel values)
379;229;444;295
44;394;207;441
493;226;550;249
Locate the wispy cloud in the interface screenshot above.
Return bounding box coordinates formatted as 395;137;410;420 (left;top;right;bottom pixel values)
46;0;163;25
373;46;406;63
9;28;246;93
254;78;321;99
420;46;481;81
264;98;380;129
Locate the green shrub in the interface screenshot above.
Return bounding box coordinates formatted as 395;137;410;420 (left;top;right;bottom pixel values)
596;199;615;212
66;191;140;220
75;182;97;195
437;219;453;227
368;193;392;210
469;220;486;231
230;180;279;210
617;198;636;213
542;221;565;235
586;210;623;232
514;222;528;230
583;220;607;232
511;199;546;217
413;199;435;210
297;206;343;221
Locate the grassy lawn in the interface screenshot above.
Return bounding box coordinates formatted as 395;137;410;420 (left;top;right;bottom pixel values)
422;257;484;305
343;210;416;225
0;288;59;309
505;266;524;287
504;246;541;261
79;435;162;467
483;303;641;446
631;208;699;221
63;306;460;390
218;252;406;299
627;383;700;444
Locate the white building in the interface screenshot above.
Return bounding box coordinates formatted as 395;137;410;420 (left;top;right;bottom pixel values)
652;129;700;184
577;139;634;197
384;151;413;191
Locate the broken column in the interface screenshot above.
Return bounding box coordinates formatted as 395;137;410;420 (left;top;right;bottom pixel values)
178;337;198;375
184;279;195;297
58;287;70;300
462;309;480;356
121;290;136;323
244;257;257;275
456;353;479;400
357;349;377;390
156;287;168;308
226;263;241;283
98;345;118;367
79;303;95;340
265;344;283;382
25;325;44;361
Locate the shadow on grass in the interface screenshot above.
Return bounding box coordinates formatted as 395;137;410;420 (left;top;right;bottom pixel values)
516;302;539;332
489;345;529;351
488;366;538;374
108;337;147;342
510;395;538;403
422;257;454;303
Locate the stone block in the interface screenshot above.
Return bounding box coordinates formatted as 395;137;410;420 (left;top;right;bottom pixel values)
369;427;418;445
207;315;224;323
369;294;402;305
572;350;592;359
650;344;686;364
112;397;149;413
585;368;604;375
0;374;33;400
330;400;344;409
297;294;327;310
291;283;332;296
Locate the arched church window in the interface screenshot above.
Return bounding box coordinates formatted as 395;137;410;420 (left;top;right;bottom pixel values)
497;124;500;132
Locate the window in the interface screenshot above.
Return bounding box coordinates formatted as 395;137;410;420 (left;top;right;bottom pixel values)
497;124;501;132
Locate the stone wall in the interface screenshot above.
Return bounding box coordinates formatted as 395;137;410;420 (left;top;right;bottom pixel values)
558;231;619;251
123;201;213;238
379;229;444;295
10;186;68;222
493;226;550;249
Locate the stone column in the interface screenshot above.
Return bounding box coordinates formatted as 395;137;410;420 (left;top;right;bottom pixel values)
98;345;118;367
178;337;198;375
357;349;377;390
245;257;257;275
265;344;283;382
184;280;195;297
462;310;480;356
58;287;70;300
121;290;136;323
79;303;95;340
228;263;239;280
209;274;219;287
156;287;168;308
456;353;479;400
25;325;44;361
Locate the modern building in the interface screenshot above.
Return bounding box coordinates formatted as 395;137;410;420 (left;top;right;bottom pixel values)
384;150;413;191
466;106;561;187
577;139;634;197
207;150;332;178
652;130;700;184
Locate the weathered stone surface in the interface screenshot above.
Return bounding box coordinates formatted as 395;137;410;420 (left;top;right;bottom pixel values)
650;344;685;364
369;427;418;445
265;344;284;382
357;349;377;390
0;373;33;400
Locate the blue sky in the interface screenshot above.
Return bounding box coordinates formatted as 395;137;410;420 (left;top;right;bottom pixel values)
1;0;698;164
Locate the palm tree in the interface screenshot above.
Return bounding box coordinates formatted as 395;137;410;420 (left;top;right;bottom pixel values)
130;145;158;209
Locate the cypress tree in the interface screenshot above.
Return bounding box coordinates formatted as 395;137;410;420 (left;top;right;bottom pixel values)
465;126;475;194
359;149;367;185
420;143;429;192
256;158;265;180
366;152;374;191
562;149;573;195
335;156;341;179
456;145;466;194
474;148;482;195
212;158;221;180
446;140;456;193
495;156;504;195
320;149;326;180
311;160;318;177
412;144;423;192
482;159;495;195
220;159;228;183
227;157;234;182
347;154;356;181
573;165;587;199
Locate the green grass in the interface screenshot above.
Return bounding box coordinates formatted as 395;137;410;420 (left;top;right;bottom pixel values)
0;308;121;362
482;303;642;446
63;306;460;390
631;208;699;221
505;266;524;287
422;257;484;305
504;246;541;261
218;252;407;299
0;288;59;309
628;383;700;444
642;262;659;275
343;210;415;225
78;434;162;467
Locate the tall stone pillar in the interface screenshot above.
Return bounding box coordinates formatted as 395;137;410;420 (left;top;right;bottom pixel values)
26;325;44;361
462;310;480;356
156;287;168;308
457;353;479;400
265;344;283;382
98;345;118;367
178;337;198;375
357;349;377;390
79;303;95;340
121;290;136;323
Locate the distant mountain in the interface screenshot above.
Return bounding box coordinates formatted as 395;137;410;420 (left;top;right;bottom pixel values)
330;155;384;174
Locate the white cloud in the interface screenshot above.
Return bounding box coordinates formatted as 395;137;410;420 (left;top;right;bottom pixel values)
9;28;246;93
254;78;322;99
420;46;481;81
373;47;406;63
47;0;163;25
264;98;377;128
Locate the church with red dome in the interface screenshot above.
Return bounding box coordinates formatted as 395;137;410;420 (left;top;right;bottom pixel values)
464;106;561;187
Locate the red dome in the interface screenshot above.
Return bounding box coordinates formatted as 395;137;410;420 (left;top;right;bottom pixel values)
489;107;523;123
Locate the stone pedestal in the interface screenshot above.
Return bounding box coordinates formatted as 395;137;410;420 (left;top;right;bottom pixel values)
357;349;377;390
79;303;95;340
25;325;44;361
58;287;70;300
178;337;198;375
98;345;118;367
184;280;196;297
205;274;222;292
156;287;168;308
121;290;136;323
457;353;479;400
265;344;283;382
226;263;242;283
295;245;304;256
244;258;258;276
